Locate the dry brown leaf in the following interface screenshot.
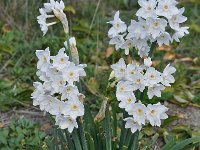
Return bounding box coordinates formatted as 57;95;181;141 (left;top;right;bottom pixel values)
156;45;174;51
106;47;114;58
0;122;4;128
41;123;51;132
164;52;176;60
2;24;11;33
180;57;194;62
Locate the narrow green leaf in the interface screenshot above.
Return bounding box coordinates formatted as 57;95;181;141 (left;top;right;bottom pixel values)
57;129;66;149
77;117;88;150
105;104;112;150
169;137;200;150
85;132;95;150
84;105;98;150
72;129;83;150
112;102;118;150
128;130;139;150
64;130;75;150
119;110;128;150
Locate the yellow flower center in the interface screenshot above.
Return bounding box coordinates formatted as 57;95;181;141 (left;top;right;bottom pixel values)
127;98;132;103
43;56;47;61
154;22;159;27
150;74;155;79
136;79;141;84
137;108;143;114
120;68;124;72
120;86;124;92
128;43;132;48
164;5;169;10
116;23;120;28
66;87;71;93
69;72;74;77
71;104;78;110
150;110;156;115
147;6;152;11
60;58;65;63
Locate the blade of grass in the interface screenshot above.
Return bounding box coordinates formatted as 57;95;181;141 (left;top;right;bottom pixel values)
105;104;112;150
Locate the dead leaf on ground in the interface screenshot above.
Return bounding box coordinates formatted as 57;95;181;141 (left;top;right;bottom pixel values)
0;122;4;128
164;51;177;60
105;47;114;58
41;123;52;132
156;45;174;51
2;24;11;33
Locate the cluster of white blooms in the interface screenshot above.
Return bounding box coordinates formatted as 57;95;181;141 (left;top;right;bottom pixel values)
108;0;189;57
111;58;176;132
37;0;69;35
31;37;87;133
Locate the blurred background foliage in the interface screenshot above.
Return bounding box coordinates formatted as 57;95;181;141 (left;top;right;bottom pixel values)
0;0;200;149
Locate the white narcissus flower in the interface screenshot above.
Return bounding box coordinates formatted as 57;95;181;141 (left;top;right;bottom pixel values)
126;103;147;125
130;74;146;92
146;103;168;126
146;18;168;39
124;117;142;133
156;0;180;19
156;32;172;47
109;34;125;50
127;18;149;40
39;95;57;112
61;85;79;100
62;97;84;119
118;92;136;109
62;63;82;85
125;64;144;80
36;70;49;82
144;67;163;86
51;48;69;70
116;81;134;95
37;0;69;35
147;84;165;99
136;0;157;19
169;8;187;30
172;27;189;42
161;64;176;86
55;115;78;132
36;47;51;72
111;58;126;80
138;46;150;58
144;57;152;67
108;11;127;37
51;76;66;93
48;99;66;115
120;39;135;55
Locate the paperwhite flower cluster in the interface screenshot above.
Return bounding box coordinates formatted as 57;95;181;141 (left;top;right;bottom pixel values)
37;0;69;35
108;0;189;57
31;37;87;133
111;58;176;132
